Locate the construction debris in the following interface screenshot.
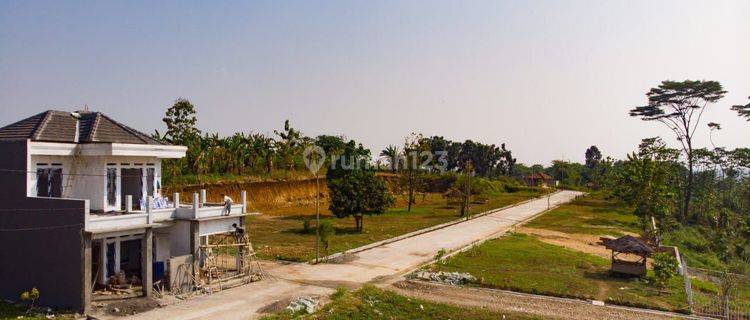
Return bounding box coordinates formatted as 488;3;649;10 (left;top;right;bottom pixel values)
286;296;318;314
410;270;477;285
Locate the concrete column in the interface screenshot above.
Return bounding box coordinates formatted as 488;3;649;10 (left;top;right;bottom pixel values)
241;190;247;214
173;192;180;208
114;240;121;273
125;195;133;213
189;221;201;282
192;193;200;219
200;189;207;206
81;231;92;314
146;196;154;224
98;240;107;285
141;228;153;297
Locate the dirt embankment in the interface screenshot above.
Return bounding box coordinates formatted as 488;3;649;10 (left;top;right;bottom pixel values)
165;178;329;212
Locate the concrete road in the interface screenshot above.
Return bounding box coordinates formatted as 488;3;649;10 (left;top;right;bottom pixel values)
121;190;583;320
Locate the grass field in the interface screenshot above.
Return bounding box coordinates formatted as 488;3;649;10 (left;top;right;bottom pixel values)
248;190;542;261
524;194;640;237
434;233;689;312
261;285;543;320
427;194;692;313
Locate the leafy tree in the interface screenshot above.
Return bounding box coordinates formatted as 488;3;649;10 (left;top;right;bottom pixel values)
732;96;750;121
317;220;335;253
629;80;726;220
585;145;602;169
611;138;680;234
496;143;517;176
161;98;200;145
402;133;427;211
327;141;393;232
652;252;678;291
274;120;304;171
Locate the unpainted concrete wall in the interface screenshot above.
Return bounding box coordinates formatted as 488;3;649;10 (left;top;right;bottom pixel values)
0;140;88;310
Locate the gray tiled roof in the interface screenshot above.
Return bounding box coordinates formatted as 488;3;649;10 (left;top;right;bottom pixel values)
0;110;166;145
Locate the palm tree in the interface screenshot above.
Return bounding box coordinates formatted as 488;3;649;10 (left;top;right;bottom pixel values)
380;145;400;173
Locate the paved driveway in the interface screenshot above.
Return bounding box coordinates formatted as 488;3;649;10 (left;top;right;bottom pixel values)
121;190;583;320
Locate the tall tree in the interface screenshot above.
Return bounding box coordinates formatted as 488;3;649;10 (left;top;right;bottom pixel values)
629;80;726;220
379;145;400;173
274;120;303;171
162;98;200;145
732;96;750;121
585;145;602;169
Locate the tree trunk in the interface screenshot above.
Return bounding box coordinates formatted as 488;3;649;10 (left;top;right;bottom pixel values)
354;214;363;233
407;171;414;212
683;150;694;221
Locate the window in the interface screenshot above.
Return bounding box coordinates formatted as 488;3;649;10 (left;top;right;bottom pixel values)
107;168;117;206
36;167;62;197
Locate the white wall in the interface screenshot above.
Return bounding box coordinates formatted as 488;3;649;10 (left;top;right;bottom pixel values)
28;155;162;212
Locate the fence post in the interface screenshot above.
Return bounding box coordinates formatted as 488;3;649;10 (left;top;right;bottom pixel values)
200;189;207;206
681;257;693;313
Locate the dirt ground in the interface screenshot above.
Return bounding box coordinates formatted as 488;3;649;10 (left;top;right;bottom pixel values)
517;227;644;263
390;280;690;320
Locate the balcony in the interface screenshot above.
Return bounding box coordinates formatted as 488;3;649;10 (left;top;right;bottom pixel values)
86;190;249;233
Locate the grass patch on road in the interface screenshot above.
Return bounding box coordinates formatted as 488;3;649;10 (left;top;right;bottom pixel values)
261;285;543;320
524;194;640;237
433;233;688;313
248;191;541;262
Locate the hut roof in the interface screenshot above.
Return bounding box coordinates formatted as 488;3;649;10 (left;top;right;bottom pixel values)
600;235;654;255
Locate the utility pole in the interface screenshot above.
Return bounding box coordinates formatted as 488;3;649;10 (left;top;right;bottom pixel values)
314;172;320;264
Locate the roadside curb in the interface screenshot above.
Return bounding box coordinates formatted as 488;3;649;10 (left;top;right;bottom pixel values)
312;191;564;264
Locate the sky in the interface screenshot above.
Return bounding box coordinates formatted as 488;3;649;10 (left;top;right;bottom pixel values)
1;0;748;165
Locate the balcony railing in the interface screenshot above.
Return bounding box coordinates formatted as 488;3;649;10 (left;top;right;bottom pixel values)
86;190;248;232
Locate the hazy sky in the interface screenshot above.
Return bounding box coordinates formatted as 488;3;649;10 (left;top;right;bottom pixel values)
1;1;748;165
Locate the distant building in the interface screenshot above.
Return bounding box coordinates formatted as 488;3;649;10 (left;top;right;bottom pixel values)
0;110;250;312
524;172;555;188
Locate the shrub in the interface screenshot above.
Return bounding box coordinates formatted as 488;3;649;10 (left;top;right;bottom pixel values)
652;253;678;290
318;220;335;252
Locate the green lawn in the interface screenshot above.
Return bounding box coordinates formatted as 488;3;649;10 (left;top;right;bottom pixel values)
248;190;542;262
261;285;543;320
524;194;640;237
433;233;689;313
0;302;74;320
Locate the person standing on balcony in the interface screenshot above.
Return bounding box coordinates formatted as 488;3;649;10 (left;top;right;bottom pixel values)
221;193;233;216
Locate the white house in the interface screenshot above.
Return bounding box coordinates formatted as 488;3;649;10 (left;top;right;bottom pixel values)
0;110;251;311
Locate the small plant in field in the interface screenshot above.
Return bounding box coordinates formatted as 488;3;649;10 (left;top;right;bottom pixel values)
19;287;40;310
652;253;677;292
318;220;335;252
434;249;447;265
302;219;312;234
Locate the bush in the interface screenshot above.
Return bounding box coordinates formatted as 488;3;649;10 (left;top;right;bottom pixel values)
652;253;678;290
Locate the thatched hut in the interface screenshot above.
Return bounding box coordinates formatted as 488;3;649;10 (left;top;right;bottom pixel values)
600;235;653;276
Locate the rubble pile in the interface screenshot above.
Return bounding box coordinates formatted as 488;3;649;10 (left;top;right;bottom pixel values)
286;296;318;314
411;270;477;285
